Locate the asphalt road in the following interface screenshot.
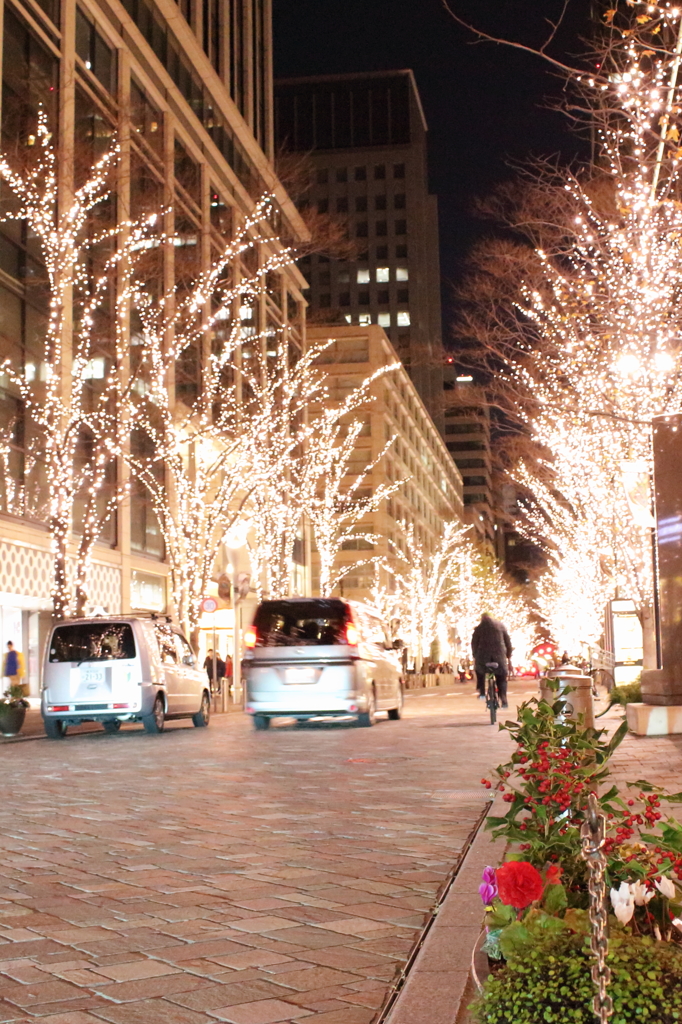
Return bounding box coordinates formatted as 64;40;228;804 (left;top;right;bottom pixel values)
0;684;531;1024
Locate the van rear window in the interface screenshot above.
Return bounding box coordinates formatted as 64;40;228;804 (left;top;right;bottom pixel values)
252;600;350;646
49;623;136;663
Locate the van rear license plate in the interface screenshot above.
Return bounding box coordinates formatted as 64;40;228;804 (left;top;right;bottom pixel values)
81;666;105;684
285;668;317;685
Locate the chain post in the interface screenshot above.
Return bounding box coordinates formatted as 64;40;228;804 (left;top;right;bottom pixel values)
580;791;613;1024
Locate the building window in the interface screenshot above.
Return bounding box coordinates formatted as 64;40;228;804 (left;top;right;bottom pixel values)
320;293;331;307
76;7;117;95
336;167;347;182
395;219;407;235
336;197;348;213
398;288;409;303
359;313;371;325
464;476;487;486
376;267;390;282
374;164;386;179
339;292;350;306
357;268;370;283
317;168;328;184
359;291;370;304
356;222;368;237
338;269;350;282
354;166;367;180
318;270;330;285
355;196;367;212
376;220;387;236
396;266;409;281
396;244;408;258
317;198;328;213
397;311;410;326
394;193;406;209
375;195;387;211
378;289;389;304
376;245;389;259
378;312;391;327
394;163;406;178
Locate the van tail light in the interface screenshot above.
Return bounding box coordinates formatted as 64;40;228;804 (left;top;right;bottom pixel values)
244;626;257;648
48;705;69;712
113;703;131;709
345;623;359;646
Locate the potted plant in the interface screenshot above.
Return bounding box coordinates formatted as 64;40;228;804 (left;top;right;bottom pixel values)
471;689;682;1021
0;682;30;736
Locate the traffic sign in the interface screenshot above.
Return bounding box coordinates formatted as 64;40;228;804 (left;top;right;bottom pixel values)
201;597;218;613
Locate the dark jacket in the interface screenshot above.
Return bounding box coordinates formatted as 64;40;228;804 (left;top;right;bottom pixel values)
471;616;512;673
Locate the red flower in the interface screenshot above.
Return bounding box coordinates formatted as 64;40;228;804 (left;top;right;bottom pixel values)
496;861;544;908
545;864;563;885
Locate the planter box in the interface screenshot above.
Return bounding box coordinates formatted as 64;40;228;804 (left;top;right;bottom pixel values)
0;704;27;736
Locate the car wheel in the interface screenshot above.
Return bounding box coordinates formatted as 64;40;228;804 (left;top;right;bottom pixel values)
253;714;270;730
142;696;165;734
102;720;122;734
387;686;404;720
192;691;211;728
357;687;377;728
44;717;67;739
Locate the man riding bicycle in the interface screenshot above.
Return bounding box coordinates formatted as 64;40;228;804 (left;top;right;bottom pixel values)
471;613;513;709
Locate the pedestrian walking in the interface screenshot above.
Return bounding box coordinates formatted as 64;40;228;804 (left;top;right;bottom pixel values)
3;641;26;695
471;613;512;709
203;649;226;694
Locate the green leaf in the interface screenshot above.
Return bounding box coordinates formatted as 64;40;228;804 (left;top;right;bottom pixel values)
486;901;516;929
499;920;532;959
543;883;568;915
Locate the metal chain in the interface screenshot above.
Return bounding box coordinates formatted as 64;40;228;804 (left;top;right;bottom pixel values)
580;791;613;1024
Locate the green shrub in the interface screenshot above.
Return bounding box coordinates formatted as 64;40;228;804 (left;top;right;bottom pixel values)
596;680;642;718
472;930;682;1023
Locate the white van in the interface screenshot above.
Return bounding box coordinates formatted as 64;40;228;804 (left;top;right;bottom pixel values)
243;597;404;729
41;616;211;737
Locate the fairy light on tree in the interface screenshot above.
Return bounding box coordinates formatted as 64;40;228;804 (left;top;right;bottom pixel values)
0;110;157;618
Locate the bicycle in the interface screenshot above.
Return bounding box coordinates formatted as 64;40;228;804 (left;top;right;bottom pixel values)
485;661;500;725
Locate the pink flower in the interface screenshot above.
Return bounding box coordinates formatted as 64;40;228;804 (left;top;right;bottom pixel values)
479;866;498;904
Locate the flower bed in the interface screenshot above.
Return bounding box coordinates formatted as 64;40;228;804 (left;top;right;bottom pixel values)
471;683;682;1022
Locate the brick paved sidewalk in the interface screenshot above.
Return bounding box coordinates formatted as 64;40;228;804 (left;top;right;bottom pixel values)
0;682;528;1024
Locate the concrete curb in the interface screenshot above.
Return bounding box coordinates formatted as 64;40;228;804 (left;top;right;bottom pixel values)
384;792;506;1024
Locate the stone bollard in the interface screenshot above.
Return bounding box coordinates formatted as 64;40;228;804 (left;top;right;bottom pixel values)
540;669;595;729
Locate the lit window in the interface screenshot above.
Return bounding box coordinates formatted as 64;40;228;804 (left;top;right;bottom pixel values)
378;313;391;327
344;314;352;323
396;267;408;281
397;311;410;326
357;268;370;283
376;267;390;282
359;313;371;325
240;306;253;320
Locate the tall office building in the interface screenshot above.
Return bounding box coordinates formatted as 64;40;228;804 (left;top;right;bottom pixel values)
274;70;444;428
0;0;307;692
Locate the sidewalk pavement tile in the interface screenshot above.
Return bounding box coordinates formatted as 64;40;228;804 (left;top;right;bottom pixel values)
209;998;313;1023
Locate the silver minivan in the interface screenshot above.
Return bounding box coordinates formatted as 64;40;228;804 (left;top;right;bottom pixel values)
243;597;404;729
41;616;211;738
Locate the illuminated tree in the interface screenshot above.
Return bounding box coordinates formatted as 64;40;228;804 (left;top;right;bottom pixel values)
128;197;294;637
301;363;402;597
455;3;682;663
0;110;156;618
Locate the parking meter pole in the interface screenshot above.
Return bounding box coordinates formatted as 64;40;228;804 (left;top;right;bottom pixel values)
235;600;243;710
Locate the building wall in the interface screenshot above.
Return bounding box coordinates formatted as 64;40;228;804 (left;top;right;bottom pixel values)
442;370;497;553
275;71;445;431
0;0;306;693
307;325;463;603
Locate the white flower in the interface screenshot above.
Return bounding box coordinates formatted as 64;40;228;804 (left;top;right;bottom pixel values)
672;917;682;933
630;880;654;906
610;882;635;925
655;875;676;900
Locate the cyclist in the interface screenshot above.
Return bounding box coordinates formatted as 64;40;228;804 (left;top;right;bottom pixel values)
471;613;513;709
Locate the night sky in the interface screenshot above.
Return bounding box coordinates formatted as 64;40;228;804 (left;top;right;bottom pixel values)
273;0;593;345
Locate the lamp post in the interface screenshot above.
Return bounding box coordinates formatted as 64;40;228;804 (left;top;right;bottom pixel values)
224;520;250;710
